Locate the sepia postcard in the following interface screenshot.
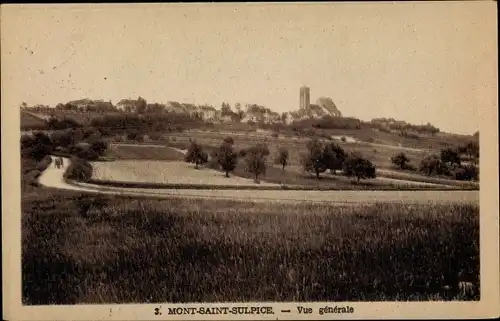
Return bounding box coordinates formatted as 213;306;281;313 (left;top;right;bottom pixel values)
2;2;499;320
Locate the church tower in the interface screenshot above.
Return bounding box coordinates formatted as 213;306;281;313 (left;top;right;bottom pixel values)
299;86;310;111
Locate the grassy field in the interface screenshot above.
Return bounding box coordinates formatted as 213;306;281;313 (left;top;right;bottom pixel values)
105;144;186;161
22;189;479;304
161;131;430;170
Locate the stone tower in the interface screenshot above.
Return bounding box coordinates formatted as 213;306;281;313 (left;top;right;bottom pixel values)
300;86;310;111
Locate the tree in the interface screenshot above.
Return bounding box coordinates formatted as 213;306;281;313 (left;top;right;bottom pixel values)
217;141;238;178
465;141;479;159
440;148;461;166
245;145;268;183
342;153;376;183
276;147;289;171
27;132;54;161
185;141;208;169
221;102;233;116
136;96;147;113
322;142;346;175
302;138;327;179
419;154;448;176
235;103;244;121
281;112;288;124
391;152;410;170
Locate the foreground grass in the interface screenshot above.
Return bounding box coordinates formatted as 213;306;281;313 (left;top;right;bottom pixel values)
22;190;479;304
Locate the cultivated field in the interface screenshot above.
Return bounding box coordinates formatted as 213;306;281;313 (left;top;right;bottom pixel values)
22;190;480;304
92;160;280;187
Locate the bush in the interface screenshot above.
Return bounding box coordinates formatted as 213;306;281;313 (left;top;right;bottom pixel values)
340;136;347;142
64;157;93;181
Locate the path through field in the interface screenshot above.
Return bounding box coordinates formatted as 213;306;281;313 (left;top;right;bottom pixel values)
39;157;479;205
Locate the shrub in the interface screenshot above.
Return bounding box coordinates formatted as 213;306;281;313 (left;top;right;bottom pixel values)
64;157;93;181
340;136;347;142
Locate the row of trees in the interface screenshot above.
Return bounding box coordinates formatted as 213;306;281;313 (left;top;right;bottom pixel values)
185;137;377;184
301;138;375;182
370;118;441;136
390;143;479;181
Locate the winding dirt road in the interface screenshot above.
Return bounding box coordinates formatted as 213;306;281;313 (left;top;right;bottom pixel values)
39;157;479;205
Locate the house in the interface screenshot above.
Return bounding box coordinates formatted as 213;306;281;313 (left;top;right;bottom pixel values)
198;105;217;121
117;99;138;112
164;101;184;113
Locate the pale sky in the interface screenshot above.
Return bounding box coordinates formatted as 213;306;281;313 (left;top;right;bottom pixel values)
1;2;497;134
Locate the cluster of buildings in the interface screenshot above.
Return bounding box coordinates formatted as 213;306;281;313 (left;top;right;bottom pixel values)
40;86;342;125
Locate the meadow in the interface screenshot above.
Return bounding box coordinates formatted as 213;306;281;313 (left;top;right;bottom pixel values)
22;189;479;304
161;131;430;170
